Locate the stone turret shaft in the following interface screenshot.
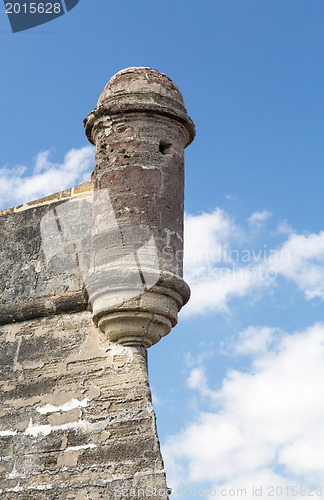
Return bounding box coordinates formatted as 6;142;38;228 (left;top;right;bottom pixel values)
84;67;195;347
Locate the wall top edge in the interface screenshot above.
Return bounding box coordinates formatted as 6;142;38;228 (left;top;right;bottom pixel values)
0;181;94;216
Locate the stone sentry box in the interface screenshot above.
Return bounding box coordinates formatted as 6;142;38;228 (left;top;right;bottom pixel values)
0;68;195;498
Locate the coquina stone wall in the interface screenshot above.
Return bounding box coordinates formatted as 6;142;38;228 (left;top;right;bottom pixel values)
0;188;169;499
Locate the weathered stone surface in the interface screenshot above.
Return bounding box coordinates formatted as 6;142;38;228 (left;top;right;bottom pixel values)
0;184;94;325
0;312;169;498
84;67;195;347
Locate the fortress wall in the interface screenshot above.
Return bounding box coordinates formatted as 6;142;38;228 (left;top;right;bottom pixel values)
0;311;168;498
0;188;169;498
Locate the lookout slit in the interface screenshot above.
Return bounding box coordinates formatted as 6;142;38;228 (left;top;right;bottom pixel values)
159;140;172;155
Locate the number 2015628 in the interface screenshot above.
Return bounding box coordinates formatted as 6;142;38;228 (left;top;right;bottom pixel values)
5;3;62;14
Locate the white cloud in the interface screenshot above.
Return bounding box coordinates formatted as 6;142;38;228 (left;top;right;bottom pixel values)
184;209;239;269
277;219;294;235
183;209;265;316
163;323;324;496
248;210;273;227
268;231;324;300
0;146;94;209
183;209;324;317
233;326;279;355
183;266;267;316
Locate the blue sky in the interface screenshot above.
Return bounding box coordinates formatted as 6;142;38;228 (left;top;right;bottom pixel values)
1;1;324;497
